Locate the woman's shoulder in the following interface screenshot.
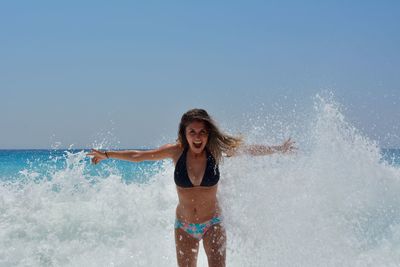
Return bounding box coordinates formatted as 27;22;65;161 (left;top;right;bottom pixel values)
159;143;184;163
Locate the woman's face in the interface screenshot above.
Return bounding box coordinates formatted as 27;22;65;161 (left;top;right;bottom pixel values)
185;120;209;154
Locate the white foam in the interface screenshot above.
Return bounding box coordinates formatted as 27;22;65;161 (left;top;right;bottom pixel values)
1;96;400;266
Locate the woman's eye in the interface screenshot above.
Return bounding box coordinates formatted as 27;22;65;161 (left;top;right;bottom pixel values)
188;130;207;136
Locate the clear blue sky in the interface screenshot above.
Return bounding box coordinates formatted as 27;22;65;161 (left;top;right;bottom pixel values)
1;1;399;149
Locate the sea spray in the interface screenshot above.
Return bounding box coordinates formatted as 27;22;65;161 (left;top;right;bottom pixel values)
1;96;400;266
220;96;400;266
0;152;178;266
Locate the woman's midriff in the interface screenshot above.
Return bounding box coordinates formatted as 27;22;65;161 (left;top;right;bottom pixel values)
175;184;220;223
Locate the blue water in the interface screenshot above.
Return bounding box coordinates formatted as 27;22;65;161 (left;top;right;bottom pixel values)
1;149;399;182
1;98;400;266
0;149;163;183
381;148;400;166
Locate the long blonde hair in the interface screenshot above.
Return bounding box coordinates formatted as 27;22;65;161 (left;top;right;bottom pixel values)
177;109;242;164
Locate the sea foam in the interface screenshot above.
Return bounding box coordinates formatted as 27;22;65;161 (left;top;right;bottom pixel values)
1;96;399;266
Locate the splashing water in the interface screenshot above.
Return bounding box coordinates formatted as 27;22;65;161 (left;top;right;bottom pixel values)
1;97;400;266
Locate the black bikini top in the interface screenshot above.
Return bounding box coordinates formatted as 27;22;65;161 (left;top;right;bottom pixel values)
174;147;220;188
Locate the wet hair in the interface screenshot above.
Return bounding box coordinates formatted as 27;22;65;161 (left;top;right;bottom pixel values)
177;108;242;163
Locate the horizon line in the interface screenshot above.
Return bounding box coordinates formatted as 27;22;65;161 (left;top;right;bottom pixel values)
0;147;399;151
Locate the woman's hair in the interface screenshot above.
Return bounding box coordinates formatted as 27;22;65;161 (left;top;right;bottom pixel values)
177;108;242;163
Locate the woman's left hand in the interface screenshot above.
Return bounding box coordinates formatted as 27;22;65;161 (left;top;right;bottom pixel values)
280;138;297;153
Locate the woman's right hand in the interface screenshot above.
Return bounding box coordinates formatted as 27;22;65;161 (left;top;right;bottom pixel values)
87;149;108;165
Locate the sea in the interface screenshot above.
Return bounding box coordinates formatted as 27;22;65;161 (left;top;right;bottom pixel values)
1;98;400;267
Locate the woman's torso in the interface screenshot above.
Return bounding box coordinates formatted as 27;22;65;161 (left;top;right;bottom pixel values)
173;146;221;223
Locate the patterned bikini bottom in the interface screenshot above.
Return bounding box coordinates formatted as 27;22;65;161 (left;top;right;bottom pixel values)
174;216;222;240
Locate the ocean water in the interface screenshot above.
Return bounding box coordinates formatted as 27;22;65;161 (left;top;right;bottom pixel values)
1;97;400;267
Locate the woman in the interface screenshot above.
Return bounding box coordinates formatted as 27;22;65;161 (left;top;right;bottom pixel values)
87;109;295;267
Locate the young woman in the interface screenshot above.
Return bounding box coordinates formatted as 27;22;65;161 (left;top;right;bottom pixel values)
87;109;295;267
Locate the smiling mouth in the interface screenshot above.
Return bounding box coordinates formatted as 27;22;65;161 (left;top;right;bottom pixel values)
193;141;202;148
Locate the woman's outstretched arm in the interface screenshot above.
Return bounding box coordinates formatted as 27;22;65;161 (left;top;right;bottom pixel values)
234;138;296;156
87;143;180;165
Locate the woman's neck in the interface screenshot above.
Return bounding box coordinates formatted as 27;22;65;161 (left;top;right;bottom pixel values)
187;148;206;159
